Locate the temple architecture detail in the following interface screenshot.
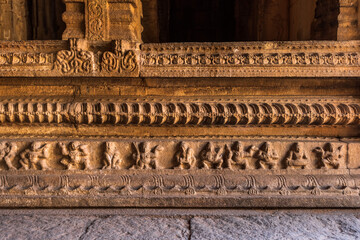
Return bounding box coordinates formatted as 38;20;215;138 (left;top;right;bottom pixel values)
0;0;359;208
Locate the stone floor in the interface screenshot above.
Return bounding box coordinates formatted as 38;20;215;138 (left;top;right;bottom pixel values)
0;209;359;239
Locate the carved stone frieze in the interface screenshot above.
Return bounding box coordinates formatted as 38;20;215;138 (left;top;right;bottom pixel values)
0;170;359;208
0;137;354;207
0;138;353;171
0;40;359;77
0;97;357;126
141;41;360;77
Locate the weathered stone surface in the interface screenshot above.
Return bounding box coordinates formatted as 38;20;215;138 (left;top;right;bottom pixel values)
0;215;97;240
0;214;189;240
79;216;189;240
1;211;360;239
191;213;360;240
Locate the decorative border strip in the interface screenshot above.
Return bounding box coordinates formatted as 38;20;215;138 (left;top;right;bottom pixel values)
0;40;359;77
0;171;359;207
0;98;357;126
0;139;352;171
141;41;360;77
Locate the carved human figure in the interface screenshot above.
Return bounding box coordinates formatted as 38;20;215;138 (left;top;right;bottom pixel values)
58;142;91;170
103;142;122;169
224;141;254;170
19;142;50;170
174;142;197;169
255;142;279;169
131;142;163;169
0;142;17;170
286;143;309;169
314;143;343;169
200;142;223;169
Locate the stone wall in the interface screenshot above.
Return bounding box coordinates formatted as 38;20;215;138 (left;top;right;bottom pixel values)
0;209;359;239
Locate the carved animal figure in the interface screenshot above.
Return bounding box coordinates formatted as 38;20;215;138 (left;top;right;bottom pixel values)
19;142;50;170
224;141;254;170
174;142;196;169
254;142;279;169
286;143;309;169
103;142;122;169
0;142;17;170
314;143;343;169
131;142;163;169
59;142;91;170
200;142;224;169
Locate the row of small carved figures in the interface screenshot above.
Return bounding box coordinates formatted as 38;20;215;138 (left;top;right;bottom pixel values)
0;141;343;171
142;52;359;66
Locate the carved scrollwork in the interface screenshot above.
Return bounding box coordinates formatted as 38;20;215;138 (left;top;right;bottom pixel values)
55;39;95;74
101;41;138;73
87;0;106;40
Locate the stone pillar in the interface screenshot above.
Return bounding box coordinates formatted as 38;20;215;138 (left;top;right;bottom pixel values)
338;0;359;40
0;0;29;40
312;0;360;40
63;0;143;42
62;0;86;40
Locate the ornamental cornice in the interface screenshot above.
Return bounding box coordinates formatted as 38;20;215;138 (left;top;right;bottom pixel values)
0;97;357;126
0;39;359;77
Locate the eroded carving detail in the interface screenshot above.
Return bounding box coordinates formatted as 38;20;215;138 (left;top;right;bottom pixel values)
131;142;163;169
314;143;344;169
253;142;279;170
59;142;91;170
0;53;53;66
200;142;224;169
103;142;122;169
0;142;17;170
224;141;254;170
286;143;309;169
19;142;50;170
174;142;196;169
